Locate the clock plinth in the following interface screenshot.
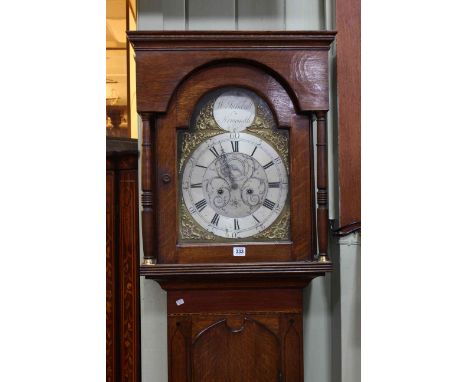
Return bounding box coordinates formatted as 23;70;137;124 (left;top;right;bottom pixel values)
129;31;336;382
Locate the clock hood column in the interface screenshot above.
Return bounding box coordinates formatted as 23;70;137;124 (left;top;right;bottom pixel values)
140;113;156;265
316;111;331;263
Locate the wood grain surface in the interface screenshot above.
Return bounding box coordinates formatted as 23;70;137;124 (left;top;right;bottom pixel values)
192;318;280;382
166;287;304;382
106;139;141;382
153;63;316;264
128;31;335;113
336;0;361;230
106;169;117;382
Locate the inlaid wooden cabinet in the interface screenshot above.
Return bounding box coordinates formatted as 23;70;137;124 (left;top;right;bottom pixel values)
128;31;335;382
106;138;141;382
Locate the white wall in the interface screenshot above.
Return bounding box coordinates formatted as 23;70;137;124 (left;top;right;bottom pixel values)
136;1;360;381
332;233;361;382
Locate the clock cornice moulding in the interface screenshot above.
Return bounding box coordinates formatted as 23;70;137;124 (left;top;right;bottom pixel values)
127;30;337;51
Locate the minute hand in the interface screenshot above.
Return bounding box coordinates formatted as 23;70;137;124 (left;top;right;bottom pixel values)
219;146;236;186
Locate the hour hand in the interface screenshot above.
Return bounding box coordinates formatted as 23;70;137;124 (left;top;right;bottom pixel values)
218;148;236;185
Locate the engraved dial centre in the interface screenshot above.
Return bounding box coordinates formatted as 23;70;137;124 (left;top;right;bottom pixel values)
203;152;268;218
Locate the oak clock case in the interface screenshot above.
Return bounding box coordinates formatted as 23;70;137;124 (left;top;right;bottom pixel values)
128;31;335;382
179;87;290;243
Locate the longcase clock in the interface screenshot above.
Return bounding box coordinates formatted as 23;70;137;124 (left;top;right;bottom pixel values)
128;31;336;382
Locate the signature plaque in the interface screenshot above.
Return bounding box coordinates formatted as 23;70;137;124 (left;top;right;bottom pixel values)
213;90;256;132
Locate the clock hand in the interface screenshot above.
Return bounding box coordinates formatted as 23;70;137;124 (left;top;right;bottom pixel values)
219;146;237;189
